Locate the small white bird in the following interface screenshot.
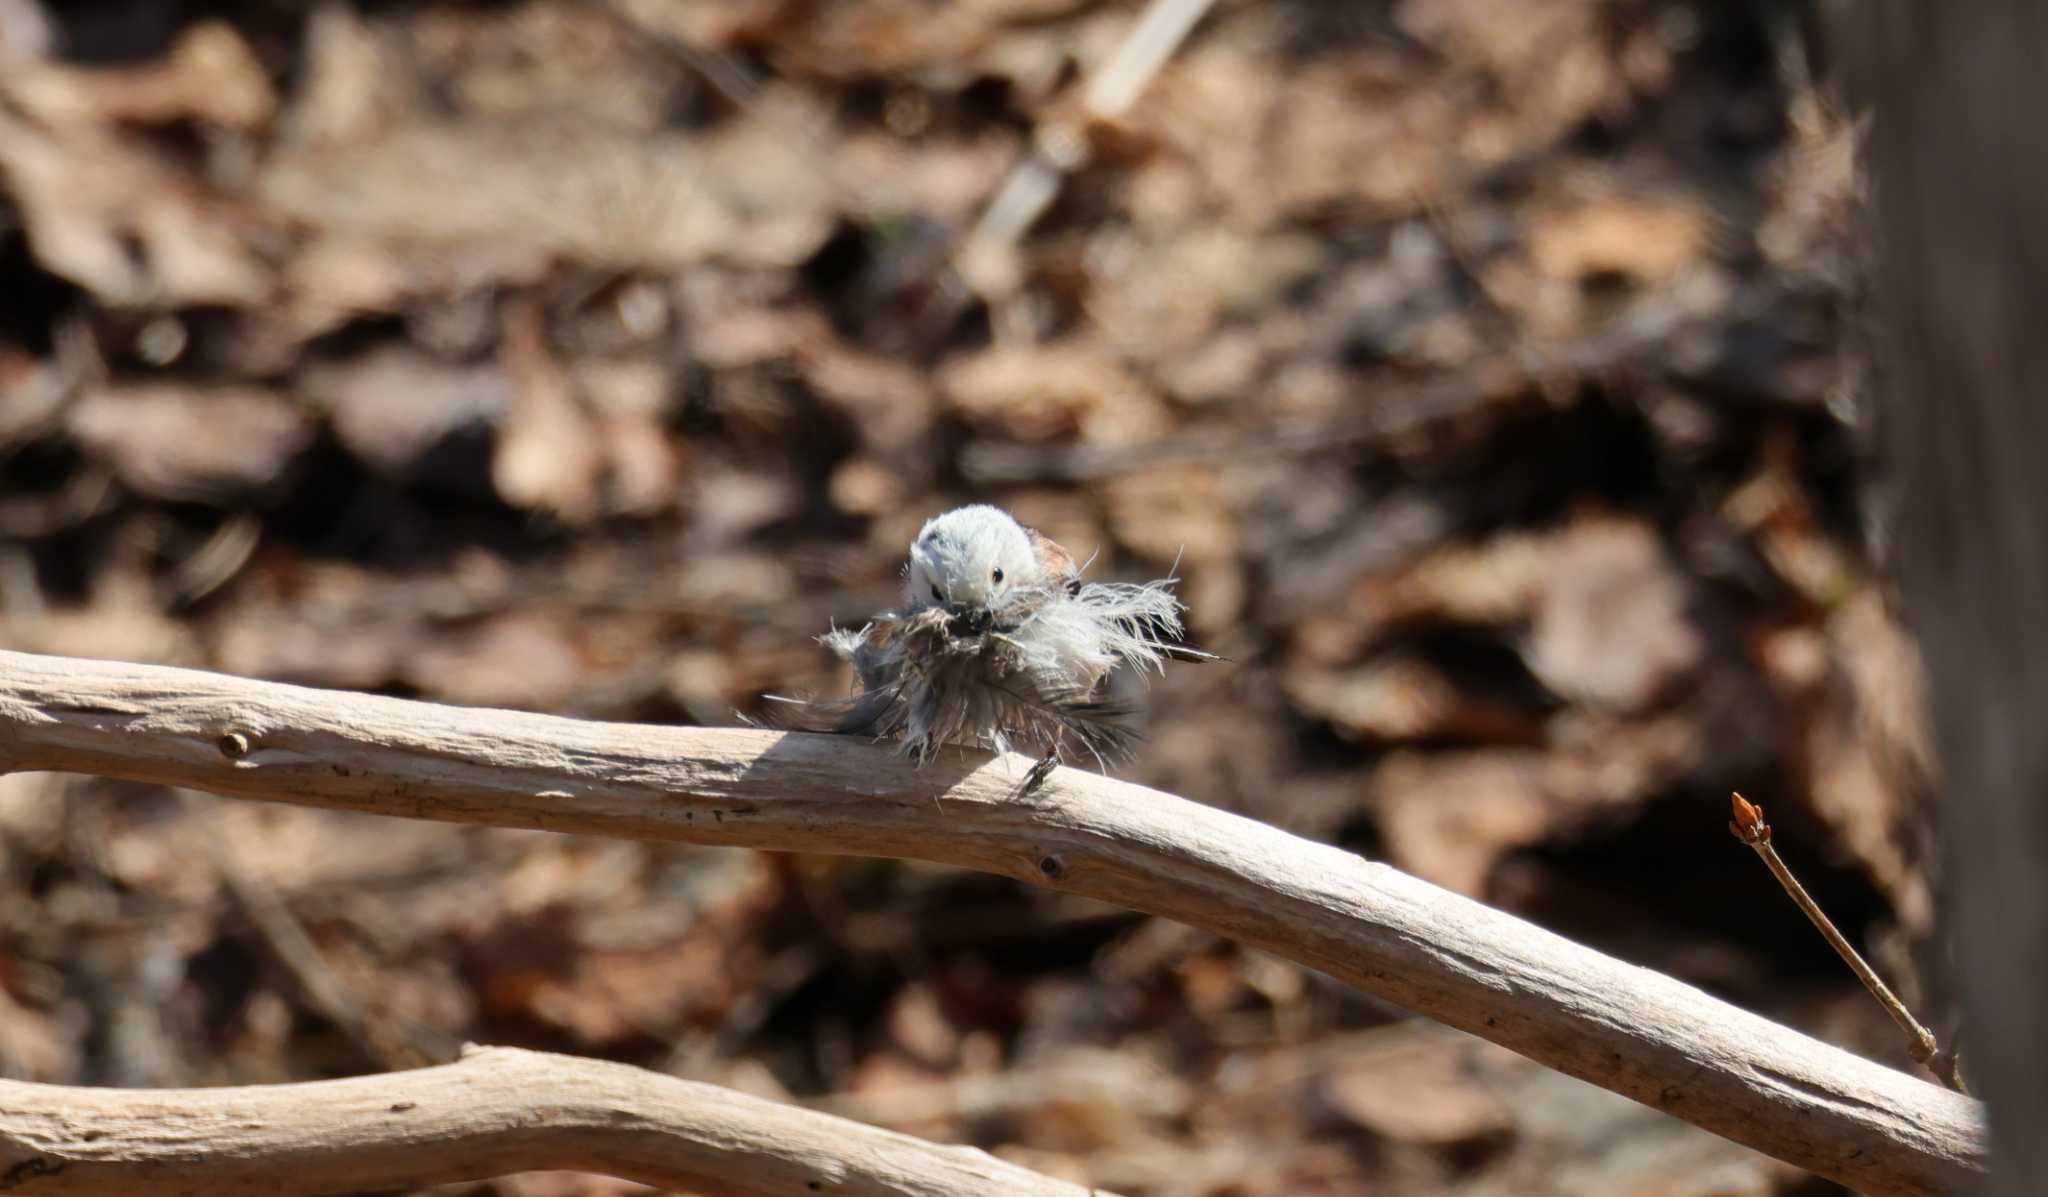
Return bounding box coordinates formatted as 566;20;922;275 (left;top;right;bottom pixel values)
782;504;1205;789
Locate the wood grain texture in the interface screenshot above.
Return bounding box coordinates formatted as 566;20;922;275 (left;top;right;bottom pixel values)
0;649;1985;1196
0;1044;1101;1196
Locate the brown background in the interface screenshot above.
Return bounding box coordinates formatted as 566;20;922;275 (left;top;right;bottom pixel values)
0;2;1933;1194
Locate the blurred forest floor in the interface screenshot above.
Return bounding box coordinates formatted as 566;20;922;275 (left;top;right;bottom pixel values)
0;1;1939;1194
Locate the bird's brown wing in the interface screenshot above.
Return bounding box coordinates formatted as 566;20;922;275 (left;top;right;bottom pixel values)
1024;525;1082;594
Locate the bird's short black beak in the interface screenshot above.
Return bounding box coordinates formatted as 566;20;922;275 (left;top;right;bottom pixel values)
948;604;993;636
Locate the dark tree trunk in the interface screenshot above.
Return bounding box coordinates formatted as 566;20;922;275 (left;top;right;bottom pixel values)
1843;3;2048;1188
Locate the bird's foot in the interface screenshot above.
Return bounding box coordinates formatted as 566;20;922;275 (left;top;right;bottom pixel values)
1021;750;1061;796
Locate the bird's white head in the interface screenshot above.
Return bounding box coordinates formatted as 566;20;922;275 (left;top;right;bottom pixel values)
906;505;1042;628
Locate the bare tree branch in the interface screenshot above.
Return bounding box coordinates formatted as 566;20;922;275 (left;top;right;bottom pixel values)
0;1043;1105;1196
0;649;1985;1196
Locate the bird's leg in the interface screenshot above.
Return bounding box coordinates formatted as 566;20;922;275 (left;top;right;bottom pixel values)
1022;752;1060;794
1022;730;1064;796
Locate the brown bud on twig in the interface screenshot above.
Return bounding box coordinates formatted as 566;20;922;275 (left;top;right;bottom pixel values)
1727;794;1967;1094
1729;791;1770;844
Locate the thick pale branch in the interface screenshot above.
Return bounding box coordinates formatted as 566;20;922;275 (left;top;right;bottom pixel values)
0;1043;1099;1196
0;649;1985;1196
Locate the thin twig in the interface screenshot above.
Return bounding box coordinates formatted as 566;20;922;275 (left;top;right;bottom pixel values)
962;0;1217;255
959;292;1700;484
1728;793;1967;1093
180;791;459;1070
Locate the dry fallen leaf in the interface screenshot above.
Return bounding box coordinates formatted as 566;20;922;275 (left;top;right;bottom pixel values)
939;340;1171;445
301;346;510;474
1;20;275;131
1317;1039;1515;1146
494;298;605;522
1527;193;1712;289
1523;516;1705;713
256;110;838;270
67;385;313;503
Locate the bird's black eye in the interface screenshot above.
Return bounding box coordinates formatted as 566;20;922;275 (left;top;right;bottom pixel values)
992;567;1004;583
931;584;945;603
